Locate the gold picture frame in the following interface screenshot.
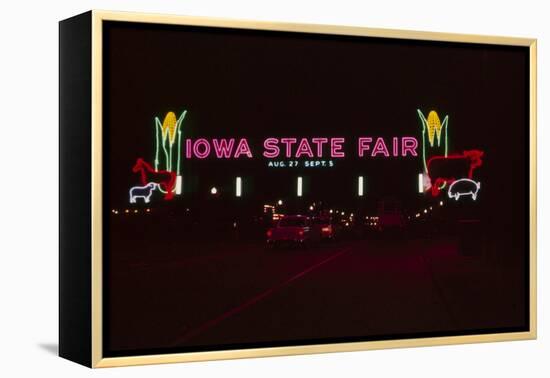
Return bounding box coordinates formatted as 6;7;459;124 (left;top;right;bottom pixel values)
59;10;537;368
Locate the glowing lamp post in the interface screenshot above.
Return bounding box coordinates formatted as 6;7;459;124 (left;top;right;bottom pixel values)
235;177;242;197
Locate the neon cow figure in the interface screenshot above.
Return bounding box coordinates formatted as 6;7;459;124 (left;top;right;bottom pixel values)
426;150;483;197
129;183;157;204
448;178;481;201
132;158;176;200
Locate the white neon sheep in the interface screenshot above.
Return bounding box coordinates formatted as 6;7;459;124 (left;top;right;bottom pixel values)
129;183;157;204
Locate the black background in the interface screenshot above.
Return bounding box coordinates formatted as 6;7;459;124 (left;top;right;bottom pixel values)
102;21;530;356
104;22;528;211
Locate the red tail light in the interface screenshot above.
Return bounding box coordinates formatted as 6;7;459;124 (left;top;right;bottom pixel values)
267;229;272;238
321;226;331;233
298;230;305;236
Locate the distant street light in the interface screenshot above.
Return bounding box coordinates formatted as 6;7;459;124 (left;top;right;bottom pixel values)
211;187;218;195
278;199;283;206
235;177;242;197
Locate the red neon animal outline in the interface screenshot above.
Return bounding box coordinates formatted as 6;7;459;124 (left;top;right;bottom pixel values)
427;150;484;197
132;158;176;200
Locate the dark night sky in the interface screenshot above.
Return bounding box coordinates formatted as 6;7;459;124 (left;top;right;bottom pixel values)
102;20;530;357
103;21;528;227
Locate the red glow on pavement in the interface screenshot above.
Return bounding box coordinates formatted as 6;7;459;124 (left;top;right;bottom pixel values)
169;248;351;346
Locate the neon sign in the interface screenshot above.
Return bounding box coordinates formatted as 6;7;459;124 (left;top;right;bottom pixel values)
181;136;419;159
154;111;187;173
426;150;484;196
129;183;157;204
448;178;481;201
153;110;187;196
129;109;424;203
417;108;484;198
132;158;176;200
417;109;448;175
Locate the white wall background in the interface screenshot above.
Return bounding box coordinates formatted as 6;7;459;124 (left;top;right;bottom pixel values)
0;0;547;376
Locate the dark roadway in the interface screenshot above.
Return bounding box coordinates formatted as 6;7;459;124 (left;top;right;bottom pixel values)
107;236;526;354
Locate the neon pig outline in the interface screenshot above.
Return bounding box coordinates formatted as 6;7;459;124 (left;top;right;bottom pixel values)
129;182;158;204
426;150;484;197
447;178;481;201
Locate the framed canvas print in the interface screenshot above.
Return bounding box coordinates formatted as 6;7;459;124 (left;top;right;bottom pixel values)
59;10;537;368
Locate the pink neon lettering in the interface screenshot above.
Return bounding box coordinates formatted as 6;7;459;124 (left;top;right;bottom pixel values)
234;139;253;158
393;137;399;156
212;138;235;158
263;138;280;158
331;138;345;158
185;139;192;158
358;137;373;157
401;137;419;157
311;138;328;157
372;137;389;157
296;138;314;158
193;139;211;159
280;138;297;158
